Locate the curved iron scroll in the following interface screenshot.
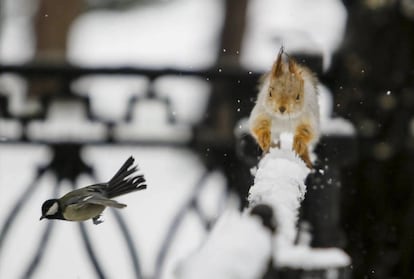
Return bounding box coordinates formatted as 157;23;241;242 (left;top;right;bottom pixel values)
0;168;48;277
154;170;215;279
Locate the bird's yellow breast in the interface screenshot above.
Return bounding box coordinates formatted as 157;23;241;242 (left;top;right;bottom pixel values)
63;204;105;221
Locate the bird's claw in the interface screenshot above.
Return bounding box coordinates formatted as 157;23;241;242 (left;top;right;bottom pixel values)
92;215;104;225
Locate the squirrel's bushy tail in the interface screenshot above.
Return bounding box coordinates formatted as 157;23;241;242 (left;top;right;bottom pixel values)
107;156;146;198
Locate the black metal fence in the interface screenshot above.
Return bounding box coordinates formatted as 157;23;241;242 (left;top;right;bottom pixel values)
0;61;357;278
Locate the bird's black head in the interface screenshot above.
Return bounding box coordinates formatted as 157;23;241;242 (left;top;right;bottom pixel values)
40;199;64;221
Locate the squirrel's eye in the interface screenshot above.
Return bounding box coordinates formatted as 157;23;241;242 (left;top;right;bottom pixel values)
296;94;300;101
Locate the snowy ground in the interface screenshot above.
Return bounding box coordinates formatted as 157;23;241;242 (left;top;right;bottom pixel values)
0;0;349;278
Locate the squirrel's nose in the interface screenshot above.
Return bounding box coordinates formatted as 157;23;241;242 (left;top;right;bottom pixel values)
279;106;286;113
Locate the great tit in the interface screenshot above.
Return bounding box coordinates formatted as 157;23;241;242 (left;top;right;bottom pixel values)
40;156;146;225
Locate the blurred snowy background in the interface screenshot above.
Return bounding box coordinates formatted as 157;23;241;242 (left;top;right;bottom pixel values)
1;0;414;278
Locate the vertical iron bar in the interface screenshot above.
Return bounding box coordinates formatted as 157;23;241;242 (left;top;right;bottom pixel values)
153;170;210;279
21;221;55;278
112;208;143;279
21;173;60;278
78;222;106;279
0;168;47;268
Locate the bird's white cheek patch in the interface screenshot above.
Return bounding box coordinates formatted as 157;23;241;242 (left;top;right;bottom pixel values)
46;202;59;216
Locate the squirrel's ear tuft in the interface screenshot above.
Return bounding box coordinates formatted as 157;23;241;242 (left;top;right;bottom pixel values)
271;46;284;79
289;57;298;74
288;57;300;75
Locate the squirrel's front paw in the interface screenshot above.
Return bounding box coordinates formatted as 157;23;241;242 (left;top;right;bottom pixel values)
257;129;271;153
251;117;272;153
293;123;314;168
293;137;312;168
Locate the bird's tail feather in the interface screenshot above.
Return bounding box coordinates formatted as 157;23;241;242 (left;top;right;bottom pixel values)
107;156;147;198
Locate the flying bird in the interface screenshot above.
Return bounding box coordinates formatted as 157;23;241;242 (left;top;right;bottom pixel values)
40;156;146;225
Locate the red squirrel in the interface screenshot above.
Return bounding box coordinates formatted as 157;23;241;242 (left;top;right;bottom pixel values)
249;47;320;168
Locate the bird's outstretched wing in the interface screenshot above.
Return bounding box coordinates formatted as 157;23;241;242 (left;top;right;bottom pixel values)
77;195;127;208
65;190;127;209
62;191;126;222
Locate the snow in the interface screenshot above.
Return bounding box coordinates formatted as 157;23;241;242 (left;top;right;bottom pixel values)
275;245;351;269
27;100;107;142
194;173;228;221
0;0;36;64
67;0;224;69
0;75;41;116
177;134;351;276
0;17;35;64
241;0;347;71
71;76;150;121
249;139;310;244
113;99;192;142
318;84;355;136
176;201;272;279
153;76;211;124
0;119;22;139
0;0;353;278
248;136;350;271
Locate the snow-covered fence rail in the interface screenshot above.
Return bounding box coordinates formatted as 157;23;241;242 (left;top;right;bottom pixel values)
248;137;351;277
248;143;309;246
176;140;351;279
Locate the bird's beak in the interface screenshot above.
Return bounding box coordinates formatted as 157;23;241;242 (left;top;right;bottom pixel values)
39;216;45;221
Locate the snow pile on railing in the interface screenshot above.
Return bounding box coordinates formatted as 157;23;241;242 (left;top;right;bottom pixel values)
249;144;309;245
248;134;350;270
177;134;350;278
176;198;272;279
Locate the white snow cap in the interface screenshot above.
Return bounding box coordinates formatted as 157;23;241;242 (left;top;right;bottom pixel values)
249;142;310;244
318;84;356;136
248;135;351;270
176;207;272;279
242;0;347;71
275;244;351;269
